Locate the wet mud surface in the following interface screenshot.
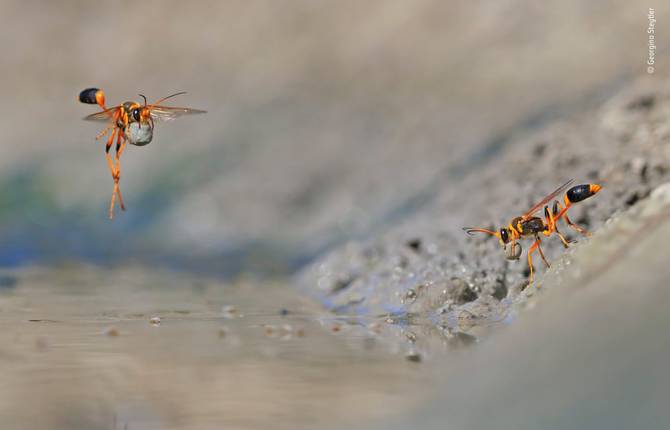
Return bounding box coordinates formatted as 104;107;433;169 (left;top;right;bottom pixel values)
0;267;439;430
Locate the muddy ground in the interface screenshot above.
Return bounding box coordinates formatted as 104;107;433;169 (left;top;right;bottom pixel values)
298;75;670;333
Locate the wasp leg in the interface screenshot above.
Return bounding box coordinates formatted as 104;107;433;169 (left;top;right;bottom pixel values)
96;125;113;141
554;201;591;237
104;128;117;179
108;180;117;220
554;228;571;248
563;212;590;236
544;204;569;248
113;130;127;212
105;129;119;219
105;127;125;219
527;240;538;284
535;236;550;267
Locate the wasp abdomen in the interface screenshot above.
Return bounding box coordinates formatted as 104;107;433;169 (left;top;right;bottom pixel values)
566;184;602;203
79;88;106;107
79;88;100;104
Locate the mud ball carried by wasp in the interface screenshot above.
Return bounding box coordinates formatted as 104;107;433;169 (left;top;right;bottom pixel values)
505;243;522;260
125;121;153;146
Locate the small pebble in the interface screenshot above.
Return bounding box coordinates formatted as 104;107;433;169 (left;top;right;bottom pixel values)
221;305;239;319
218;327;228;338
405;351;422;363
403;289;418;304
405;238;422;252
264;325;278;337
405;331;417;343
104;327;120;337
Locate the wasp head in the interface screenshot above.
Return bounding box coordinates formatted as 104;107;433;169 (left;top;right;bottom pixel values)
499;227;511;246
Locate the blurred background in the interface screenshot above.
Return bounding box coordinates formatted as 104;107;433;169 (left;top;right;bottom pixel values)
3;2;670;430
0;0;662;278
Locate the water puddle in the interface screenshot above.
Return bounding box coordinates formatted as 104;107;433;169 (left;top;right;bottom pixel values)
0;266;449;430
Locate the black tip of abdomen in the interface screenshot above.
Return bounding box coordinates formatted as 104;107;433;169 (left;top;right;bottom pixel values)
79;88;100;104
567;184;593;203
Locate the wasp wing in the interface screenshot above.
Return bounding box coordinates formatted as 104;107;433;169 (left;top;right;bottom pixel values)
148;106;207;122
522;179;574;219
82;106;121;122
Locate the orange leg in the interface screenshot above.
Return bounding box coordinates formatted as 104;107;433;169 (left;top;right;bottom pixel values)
563;212;590;236
105;126;127;219
554;229;571;248
527;237;549;284
554;201;591;237
536;238;550;267
114;130;126;212
527;240;538;283
104;127;117;179
104;128;118;220
544;205;571;248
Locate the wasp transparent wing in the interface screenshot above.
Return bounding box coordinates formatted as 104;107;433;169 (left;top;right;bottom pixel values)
148;106;207;122
522;179;574;219
83;107;120;122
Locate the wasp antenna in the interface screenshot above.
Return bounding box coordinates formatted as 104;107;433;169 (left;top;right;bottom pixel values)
151;91;187;106
139;94;148;106
463;227;499;237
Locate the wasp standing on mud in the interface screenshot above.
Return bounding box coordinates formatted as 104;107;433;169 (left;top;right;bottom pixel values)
463;179;602;283
79;88;206;219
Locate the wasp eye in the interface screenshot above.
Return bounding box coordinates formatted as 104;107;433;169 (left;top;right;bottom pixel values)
132;108;141;122
499;228;509;243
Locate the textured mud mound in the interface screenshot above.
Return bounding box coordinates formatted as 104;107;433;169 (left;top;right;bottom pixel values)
297;77;670;336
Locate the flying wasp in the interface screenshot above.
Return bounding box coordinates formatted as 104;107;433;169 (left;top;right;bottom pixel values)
463;179;602;283
79;88;206;219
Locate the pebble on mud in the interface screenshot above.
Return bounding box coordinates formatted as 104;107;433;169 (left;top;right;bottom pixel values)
405;238;422;252
104;327;120;337
405;350;422;363
331;322;343;333
221;305;239;319
264;324;278;337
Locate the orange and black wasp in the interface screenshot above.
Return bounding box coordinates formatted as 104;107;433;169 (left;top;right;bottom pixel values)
79;88;206;219
463;179;602;283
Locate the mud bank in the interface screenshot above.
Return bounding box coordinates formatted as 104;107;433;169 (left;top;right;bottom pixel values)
298;76;670;338
381;177;670;430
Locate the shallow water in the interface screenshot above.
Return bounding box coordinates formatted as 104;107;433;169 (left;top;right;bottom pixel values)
0;266;442;430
